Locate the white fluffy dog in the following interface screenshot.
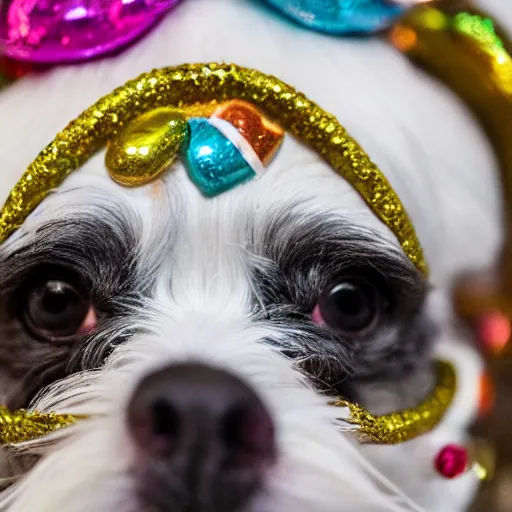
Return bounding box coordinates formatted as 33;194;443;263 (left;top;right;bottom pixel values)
0;1;510;511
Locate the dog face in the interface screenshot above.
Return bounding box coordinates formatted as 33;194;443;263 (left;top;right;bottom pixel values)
0;134;432;511
0;1;505;511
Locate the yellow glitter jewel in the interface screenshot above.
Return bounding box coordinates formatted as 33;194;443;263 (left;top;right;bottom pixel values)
0;63;427;275
106;108;189;187
0;406;77;445
331;361;456;444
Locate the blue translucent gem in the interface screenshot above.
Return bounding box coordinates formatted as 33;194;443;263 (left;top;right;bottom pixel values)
262;0;406;35
182;118;257;197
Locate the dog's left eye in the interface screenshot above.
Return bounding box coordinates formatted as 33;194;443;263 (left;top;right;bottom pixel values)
21;276;96;342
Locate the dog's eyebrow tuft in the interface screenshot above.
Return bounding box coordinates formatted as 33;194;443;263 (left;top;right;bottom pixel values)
0;208;141;302
253;207;426;313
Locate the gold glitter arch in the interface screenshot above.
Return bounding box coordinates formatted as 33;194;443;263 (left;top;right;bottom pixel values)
331;361;456;444
0;63;427;275
0;361;455;445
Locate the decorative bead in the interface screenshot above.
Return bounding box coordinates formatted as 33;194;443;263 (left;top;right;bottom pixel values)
435;444;468;479
106;108;188;187
182;118;259;197
0;0;180;64
478;372;495;418
213;100;284;165
262;0;405;35
478;311;511;355
470;438;495;482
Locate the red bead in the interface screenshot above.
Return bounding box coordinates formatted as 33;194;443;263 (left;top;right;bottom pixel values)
476;311;511;355
435;444;468;479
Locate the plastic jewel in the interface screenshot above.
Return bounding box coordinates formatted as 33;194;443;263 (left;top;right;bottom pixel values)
213;100;285;165
261;0;405;35
183;118;262;197
435;444;468;479
106;108;189;187
0;0;181;64
331;361;456;444
476;311;511;356
478;371;495;418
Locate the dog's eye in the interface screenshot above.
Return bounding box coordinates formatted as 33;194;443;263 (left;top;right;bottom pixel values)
21;278;96;341
312;278;384;335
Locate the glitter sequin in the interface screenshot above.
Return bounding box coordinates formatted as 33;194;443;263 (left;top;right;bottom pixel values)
0;406;77;445
331;361;456;444
0;63;427;274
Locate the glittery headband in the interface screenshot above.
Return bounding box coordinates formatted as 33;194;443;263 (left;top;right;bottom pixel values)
0;62;447;446
0;63;427;273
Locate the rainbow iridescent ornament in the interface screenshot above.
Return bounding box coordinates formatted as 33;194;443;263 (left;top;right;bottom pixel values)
0;0;181;64
262;0;407;34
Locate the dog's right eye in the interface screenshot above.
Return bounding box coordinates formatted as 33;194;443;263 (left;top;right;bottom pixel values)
311;277;386;336
20;275;96;342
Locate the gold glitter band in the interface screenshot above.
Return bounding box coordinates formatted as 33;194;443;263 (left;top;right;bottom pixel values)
331;361;456;444
0;361;454;445
0;406;77;445
0;63;427;274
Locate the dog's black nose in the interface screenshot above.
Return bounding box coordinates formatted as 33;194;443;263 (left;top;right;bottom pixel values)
127;363;276;511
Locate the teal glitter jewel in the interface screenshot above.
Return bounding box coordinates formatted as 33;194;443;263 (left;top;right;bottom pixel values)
262;0;405;35
182;118;257;197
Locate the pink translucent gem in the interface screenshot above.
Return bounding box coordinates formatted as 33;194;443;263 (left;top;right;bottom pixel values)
434;444;468;479
0;0;181;64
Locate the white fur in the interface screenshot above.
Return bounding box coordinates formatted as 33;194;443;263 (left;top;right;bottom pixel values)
0;0;508;510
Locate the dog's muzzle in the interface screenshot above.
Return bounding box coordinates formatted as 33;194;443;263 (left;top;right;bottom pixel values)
126;363;276;511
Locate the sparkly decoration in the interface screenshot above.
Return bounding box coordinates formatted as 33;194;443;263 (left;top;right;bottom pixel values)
106;108;189;187
390;7;512;330
0;0;181;64
0;406;77;445
0;63;427;275
332;361;457;444
476;311;511;356
470;438;496;482
183;118;261;197
262;0;405;34
331;361;456;444
106;100;284;192
435;444;468;479
213;100;285;165
478;372;495;418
